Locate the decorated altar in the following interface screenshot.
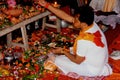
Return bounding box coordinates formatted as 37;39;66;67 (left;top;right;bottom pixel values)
0;27;120;80
1;0;120;80
0;27;78;79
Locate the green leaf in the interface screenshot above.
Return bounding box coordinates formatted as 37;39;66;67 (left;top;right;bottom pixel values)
23;74;38;80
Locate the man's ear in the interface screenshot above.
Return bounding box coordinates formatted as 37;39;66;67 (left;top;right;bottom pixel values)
81;22;88;27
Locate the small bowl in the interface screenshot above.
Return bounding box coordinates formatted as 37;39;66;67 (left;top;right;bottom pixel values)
60;20;69;28
4;56;13;63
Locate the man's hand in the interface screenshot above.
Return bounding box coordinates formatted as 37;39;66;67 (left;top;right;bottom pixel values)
50;47;64;55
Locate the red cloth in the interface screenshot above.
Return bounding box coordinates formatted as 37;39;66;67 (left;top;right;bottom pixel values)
108;34;120;54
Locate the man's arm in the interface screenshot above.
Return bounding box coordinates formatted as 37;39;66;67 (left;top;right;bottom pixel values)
62;49;85;64
37;0;74;23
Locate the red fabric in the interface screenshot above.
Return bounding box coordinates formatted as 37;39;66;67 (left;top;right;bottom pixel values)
93;30;102;37
109;57;120;73
105;73;120;80
104;24;120;47
108;34;120;54
93;31;104;47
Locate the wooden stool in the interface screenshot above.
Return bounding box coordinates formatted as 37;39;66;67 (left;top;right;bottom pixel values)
7;25;29;51
42;14;61;32
0;11;51;51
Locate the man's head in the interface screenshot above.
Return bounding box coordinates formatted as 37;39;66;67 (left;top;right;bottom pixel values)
78;5;94;26
73;5;94;28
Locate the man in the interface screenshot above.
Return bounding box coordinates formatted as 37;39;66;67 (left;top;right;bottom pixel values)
37;0;112;77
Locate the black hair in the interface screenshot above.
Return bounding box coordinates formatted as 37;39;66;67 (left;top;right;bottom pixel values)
75;5;94;26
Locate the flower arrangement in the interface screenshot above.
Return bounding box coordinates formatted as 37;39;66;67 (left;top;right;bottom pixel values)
28;28;76;49
7;0;16;9
0;27;79;79
0;45;77;80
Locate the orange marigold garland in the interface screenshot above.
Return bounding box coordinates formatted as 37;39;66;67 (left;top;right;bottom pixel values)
82;30;104;47
73;30;104;55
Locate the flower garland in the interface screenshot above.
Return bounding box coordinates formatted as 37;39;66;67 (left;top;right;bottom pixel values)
73;30;104;55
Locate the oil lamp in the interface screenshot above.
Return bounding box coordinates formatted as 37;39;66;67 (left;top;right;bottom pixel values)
53;1;60;8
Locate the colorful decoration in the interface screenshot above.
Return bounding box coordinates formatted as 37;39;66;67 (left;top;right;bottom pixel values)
7;0;16;9
0;26;120;79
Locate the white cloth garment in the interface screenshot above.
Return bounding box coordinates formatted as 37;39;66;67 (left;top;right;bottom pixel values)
54;22;112;77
